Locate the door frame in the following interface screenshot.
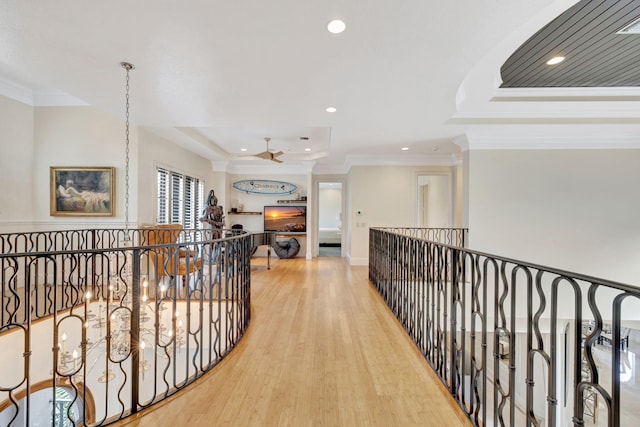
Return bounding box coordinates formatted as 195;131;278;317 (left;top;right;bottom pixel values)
415;172;453;228
312;176;347;257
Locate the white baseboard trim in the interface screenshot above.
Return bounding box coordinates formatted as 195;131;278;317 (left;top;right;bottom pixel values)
0;220;130;233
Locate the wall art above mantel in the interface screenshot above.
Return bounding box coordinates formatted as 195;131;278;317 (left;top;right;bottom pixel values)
232;179;297;195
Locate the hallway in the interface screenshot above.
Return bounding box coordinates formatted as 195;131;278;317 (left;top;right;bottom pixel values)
115;257;469;426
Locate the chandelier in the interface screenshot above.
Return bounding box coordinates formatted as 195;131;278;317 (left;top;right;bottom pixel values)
53;62;185;384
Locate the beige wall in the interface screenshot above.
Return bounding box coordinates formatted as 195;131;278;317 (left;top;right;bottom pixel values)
31;106;137;228
137;128;216;225
418;174;450;228
467;149;640;285
455;162;463;227
0;99;221;232
0;96;34;227
348;165;455;264
0;99;135;231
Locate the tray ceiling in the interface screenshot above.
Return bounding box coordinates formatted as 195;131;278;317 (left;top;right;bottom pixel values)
501;0;640;88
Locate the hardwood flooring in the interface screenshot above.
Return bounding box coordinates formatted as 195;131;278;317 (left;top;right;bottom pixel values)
114;257;470;427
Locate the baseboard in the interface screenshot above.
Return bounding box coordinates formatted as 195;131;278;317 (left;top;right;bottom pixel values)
0;220;128;233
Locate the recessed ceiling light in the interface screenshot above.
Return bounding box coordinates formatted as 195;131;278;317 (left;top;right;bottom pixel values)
546;56;565;65
326;107;337;113
240;148;247;152
327;19;346;34
305;148;312;152
401;147;409;151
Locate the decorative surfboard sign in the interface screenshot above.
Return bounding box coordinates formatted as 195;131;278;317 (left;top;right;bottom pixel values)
232;180;297;195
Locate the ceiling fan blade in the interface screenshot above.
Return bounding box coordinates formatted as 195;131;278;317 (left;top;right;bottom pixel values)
246;138;286;163
254;152;271;160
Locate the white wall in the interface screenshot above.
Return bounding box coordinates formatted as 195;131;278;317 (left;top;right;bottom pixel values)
318;187;342;229
0;96;34;228
467;149;640;286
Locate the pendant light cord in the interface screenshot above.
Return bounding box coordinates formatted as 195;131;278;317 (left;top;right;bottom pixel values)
121;62;135;237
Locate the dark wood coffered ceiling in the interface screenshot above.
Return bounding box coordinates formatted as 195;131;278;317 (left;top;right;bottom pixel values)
501;0;640;88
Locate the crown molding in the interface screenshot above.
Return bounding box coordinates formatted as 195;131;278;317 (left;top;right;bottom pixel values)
491;86;640;102
225;162;314;175
312;163;349;174
0;76;88;106
313;154;459;174
217;160;325;175
466;137;640;150
33;90;88;106
0;76;34;105
452;135;469;152
344;154;457;170
211;161;229;172
464;129;640;150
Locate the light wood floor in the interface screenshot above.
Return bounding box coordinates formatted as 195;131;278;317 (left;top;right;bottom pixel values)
114;257;470;427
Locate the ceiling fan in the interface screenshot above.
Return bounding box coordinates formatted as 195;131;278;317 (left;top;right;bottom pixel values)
249;137;284;163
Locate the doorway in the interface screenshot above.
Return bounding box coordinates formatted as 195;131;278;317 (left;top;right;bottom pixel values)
417;174;452;228
318;182;343;256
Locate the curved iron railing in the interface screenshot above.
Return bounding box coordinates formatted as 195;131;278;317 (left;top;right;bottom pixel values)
369;227;640;427
377;227;467;247
0;228;252;426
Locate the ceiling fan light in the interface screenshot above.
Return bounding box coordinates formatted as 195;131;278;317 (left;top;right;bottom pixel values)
326;107;337;113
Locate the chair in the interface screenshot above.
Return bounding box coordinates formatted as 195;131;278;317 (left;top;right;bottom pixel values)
226;223;243;238
141;224;202;296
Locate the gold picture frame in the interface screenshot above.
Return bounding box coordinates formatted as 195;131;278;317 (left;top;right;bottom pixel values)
50;167;115;216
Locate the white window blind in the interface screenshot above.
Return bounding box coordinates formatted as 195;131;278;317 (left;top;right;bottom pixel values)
157;168;169;224
156;167;205;229
170;172;184;225
184;175;195;230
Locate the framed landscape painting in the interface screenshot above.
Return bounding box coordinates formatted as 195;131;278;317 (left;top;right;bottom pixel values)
50;167;115;216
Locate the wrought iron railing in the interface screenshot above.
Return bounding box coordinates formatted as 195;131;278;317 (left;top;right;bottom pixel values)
0;227;252;426
369;227;640;427
378;227;467;247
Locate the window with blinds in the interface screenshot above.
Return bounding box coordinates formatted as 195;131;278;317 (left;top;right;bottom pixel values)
156;167;205;229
